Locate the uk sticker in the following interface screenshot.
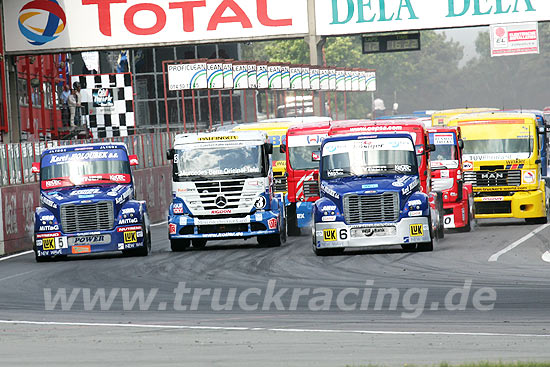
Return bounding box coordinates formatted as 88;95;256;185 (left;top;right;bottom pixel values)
410;224;423;237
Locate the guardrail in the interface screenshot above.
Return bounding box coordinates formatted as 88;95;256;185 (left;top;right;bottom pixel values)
0;132;179;187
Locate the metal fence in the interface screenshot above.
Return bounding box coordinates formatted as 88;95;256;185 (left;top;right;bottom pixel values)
0;132;179;187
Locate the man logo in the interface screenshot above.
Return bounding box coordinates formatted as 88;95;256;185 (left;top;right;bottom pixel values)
215;195;227;208
19;0;66;46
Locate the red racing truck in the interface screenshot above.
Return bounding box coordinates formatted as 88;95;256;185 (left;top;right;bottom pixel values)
281;120;331;235
329;119;445;239
427;126;475;231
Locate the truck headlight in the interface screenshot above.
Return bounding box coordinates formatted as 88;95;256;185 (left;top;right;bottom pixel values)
432;178;454;191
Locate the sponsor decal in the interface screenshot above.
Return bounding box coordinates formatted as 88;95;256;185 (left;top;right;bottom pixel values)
297;213;305;219
36;232;60;239
198;136;238;141
320;183;340;199
124;231;137;244
433;133;456;145
409;224;424;237
322;215;336;222
267;218;278;230
40;215;55;221
169;223;177;235
42;238;56;251
463;161;474;170
71;245;91;254
323;229;337;241
255;213;263;221
481;197;505;202
117;226;142;232
48;151;119;164
211;209;232;215
179;216;188;226
115;188;133;205
119;218;138;225
196;217;250;225
40;195;58;209
69;234;111;246
408;210;422;217
408;199;422;207
121;208;136;215
402;178;419;196
39;225;59;231
444;214;455;228
173;203;184;214
110;174;128;182
392;175;410;187
522;170;537;184
362;184;378;189
92;88;114;107
321;205;337;211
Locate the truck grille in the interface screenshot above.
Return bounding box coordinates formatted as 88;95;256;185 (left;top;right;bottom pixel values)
303;180;319;199
195;179;245;210
61;201;114;233
274;176;287;192
475;201;511;215
464;170;521;187
344;193;399;224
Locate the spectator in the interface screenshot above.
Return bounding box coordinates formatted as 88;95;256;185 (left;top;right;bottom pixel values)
68;82;82;127
61;85;70;126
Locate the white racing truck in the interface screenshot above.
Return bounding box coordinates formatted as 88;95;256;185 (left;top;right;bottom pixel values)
166;131;286;251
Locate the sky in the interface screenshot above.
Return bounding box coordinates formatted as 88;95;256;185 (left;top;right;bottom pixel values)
438;26;485;66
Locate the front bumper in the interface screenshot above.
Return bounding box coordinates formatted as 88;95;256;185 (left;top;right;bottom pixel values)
474;189;546;219
34;225;146;258
313;217;431;249
443;200;470;229
169;211;281;240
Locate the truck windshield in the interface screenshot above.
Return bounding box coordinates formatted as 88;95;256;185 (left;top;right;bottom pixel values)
174;142;262;181
460;122;534;159
41;149;131;190
289;146;321;170
428;132;458;167
321;138;418;180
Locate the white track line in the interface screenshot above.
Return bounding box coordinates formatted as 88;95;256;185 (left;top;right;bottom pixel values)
0;250;32;262
0;270;36;283
542;251;550;263
488;223;550;262
0;320;548;338
151;220;167;227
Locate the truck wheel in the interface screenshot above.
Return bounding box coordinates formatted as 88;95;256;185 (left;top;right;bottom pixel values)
401;244;416;252
457;206;473;233
313;245;345;256
35;252;51;263
171;239;190;252
287;204;301;236
436;193;445;239
192;239;207;249
417;240;433;252
125;214;151;257
526;217;548;225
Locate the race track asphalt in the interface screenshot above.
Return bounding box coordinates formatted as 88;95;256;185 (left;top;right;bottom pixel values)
1;218;550;366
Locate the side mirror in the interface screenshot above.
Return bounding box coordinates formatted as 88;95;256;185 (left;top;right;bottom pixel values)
31;162;40;174
280;143;287;154
458;139;464;149
543;176;550;187
166;148;174;161
535;159;542;164
265;143;273;155
129;154;139;166
312;151;321;162
426;144;436;152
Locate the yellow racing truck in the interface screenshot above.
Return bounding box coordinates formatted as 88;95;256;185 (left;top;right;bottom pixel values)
232;121;296;200
448;112;549;223
431;108;497;127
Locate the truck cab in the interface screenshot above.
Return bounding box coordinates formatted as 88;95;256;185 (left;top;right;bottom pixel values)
32;143;150;262
167;131;286;250
329;119;445;238
448;112;548;223
280;120;331;235
427;126;475;231
312;133;434;256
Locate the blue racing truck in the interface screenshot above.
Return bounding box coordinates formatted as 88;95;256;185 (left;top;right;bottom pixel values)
312;133;435;256
32;143;151;262
166;131;286;251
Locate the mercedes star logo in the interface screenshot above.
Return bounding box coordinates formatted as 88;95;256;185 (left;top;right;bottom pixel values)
215;195;227;208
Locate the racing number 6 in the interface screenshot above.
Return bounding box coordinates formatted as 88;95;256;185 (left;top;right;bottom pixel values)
339;229;348;240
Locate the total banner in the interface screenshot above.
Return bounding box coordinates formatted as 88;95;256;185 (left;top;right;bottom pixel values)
5;0;308;54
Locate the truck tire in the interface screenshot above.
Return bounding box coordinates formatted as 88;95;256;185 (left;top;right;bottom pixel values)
192;239;207;249
35;252;51;263
171;239;190;252
313;245;345;256
287;203;301;236
258;217;286;247
436;192;445;240
526;217;548;224
416;214;434;252
401;244;416;252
